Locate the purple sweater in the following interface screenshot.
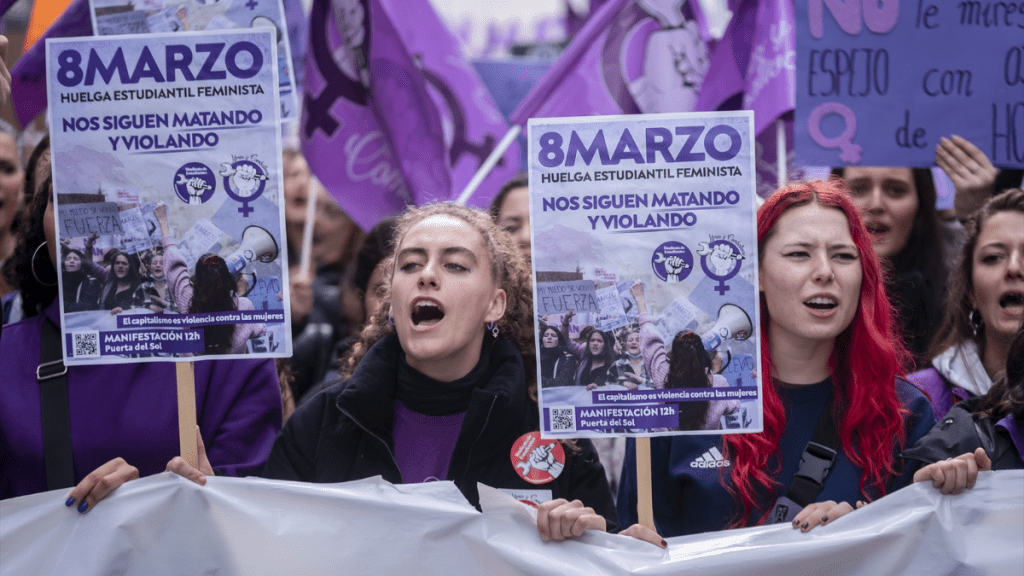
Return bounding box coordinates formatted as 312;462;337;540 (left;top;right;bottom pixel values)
0;301;282;499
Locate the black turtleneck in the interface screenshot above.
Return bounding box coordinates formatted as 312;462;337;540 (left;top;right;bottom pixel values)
395;341;493;416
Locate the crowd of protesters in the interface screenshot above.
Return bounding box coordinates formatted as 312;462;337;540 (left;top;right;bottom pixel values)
0;34;1021;551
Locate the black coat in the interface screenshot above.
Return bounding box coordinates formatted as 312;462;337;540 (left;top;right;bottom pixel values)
263;333;620;530
901;397;1023;471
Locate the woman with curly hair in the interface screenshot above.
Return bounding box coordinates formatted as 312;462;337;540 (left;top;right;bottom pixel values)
618;179;937;536
162;201;662;546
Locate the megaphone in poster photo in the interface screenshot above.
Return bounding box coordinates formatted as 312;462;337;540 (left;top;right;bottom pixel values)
700;303;752;352
225;225;280;275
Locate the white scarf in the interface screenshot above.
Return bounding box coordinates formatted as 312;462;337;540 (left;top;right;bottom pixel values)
930;340;993;397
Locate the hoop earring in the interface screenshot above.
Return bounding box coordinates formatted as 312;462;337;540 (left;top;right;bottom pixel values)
31;242;58;287
488;322;499;338
970;309;983;338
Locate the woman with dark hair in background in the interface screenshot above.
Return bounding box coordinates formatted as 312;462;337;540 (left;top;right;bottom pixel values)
628;281;737;429
490;173;530;263
1;135;48;325
911;189;1024;419
60;246;101;312
574;329;616;390
99;251;144;314
832;167;950;367
619;180;936;537
154;203;265;355
0;119;25;299
538;323;577;388
0;142;281;504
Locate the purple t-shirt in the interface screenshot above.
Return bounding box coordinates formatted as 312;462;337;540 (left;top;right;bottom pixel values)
392;401;466;483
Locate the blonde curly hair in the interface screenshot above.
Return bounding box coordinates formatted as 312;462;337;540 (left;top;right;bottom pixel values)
342;202;536;393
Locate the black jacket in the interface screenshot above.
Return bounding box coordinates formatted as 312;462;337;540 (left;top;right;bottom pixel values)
263;333;620;530
901;397;1024;471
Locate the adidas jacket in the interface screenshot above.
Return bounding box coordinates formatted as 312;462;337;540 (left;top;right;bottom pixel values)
617;378;935;537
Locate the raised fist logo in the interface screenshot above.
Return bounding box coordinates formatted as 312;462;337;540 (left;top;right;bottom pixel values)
697;242;743;276
176;174;211;205
220;162;268;198
654;251;690;282
510;432;566;484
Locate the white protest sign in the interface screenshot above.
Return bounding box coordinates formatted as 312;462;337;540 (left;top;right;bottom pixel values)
530;111;761;438
47;30;290;364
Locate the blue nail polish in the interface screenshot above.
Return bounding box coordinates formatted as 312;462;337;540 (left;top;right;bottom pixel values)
77;501;89;513
65;496;75;507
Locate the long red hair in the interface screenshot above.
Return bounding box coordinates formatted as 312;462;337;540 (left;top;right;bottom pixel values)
724;179;912;526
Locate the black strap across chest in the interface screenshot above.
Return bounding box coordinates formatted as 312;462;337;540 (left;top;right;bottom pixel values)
38;317;75;490
770;387;841;523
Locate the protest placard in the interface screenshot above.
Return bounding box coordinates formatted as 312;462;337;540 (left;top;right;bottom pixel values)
530;111;761;438
794;0;1023;168
47;30;290;365
88;0;300;122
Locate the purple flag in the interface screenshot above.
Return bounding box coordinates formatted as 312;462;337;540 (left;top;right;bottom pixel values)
742;0;796;136
693;0;755;113
302;0;519;231
9;0;91;128
0;0;18;19
379;0;519;207
511;0;710;124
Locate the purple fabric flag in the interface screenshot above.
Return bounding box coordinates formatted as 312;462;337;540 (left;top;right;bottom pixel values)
742;0;796;136
378;0;519;207
693;0;755;113
510;0;710;124
0;0;18;19
9;0;91;128
302;0;518;231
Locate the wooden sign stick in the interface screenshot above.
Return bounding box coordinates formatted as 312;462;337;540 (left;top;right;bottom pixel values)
176;361;198;468
636;437;656;531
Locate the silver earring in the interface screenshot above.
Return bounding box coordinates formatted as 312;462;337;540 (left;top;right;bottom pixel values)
388;313;394;326
31;242;58;287
970;309;982;338
488;322;499;338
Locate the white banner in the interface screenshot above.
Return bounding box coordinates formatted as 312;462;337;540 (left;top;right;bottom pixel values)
2;471;1021;575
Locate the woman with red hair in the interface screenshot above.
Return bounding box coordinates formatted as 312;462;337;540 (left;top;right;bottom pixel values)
618;179;937;536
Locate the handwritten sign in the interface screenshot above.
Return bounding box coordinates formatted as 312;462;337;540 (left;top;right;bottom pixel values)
535;280;599;316
118;207;153;254
176;219;224;270
795;0;1023;168
59;203;124;238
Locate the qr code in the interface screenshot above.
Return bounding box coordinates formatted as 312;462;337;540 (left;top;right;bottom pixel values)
72;331;100;358
549;408;576;432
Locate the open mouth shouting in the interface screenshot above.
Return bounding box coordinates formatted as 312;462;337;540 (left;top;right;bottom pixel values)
864;221;889;240
804;295;838;316
999;290;1024;316
411;297;445;328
